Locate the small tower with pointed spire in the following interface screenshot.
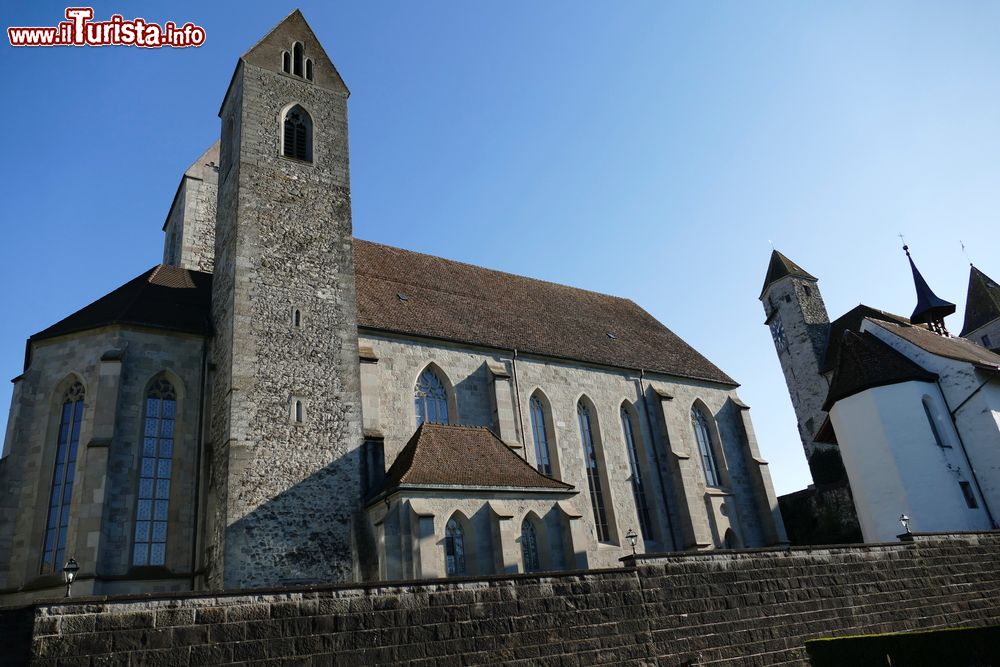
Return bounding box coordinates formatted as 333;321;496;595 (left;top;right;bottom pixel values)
759;250;833;464
903;245;956;336
960;265;1000;350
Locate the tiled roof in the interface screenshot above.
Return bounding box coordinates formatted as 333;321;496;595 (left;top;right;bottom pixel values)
870;319;1000;373
759;250;817;299
821;305;911;373
379;424;574;493
822;331;938;411
30;265;213;344
354;240;736;385
961;266;1000;337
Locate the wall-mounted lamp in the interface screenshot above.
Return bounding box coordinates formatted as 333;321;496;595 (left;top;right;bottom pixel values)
625;528;638;556
899;514;911;535
62;558;80;598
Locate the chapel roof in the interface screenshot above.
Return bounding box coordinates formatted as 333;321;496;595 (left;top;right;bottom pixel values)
869;319;1000;373
822;330;938;411
353;239;737;385
961;265;1000;337
759;249;817;299
29;265;213;346
378;423;574;495
820;305;912;373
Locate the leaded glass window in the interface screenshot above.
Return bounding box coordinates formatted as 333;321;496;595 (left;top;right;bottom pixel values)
578;402;611;542
529;396;552;476
621;406;652;540
692;407;722;488
41;382;84;574
415;369;449;426
282;105;312;162
445;517;466;576
521;519;540;572
133;378;176;566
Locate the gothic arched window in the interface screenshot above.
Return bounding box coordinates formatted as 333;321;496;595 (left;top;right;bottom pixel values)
293;42;304;77
41;381;85;574
415;368;449;426
578;401;611;543
282;50;290;74
445;516;466;576
621;405;652;540
521;519;540;572
529;395;553;476
133;378;176;566
282;105;313;163
692;406;722;488
306;59;314;81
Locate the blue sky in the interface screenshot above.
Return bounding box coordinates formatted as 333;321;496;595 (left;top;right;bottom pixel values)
1;2;998;493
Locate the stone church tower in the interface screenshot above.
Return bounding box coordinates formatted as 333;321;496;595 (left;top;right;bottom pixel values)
759;251;833;462
207;10;365;588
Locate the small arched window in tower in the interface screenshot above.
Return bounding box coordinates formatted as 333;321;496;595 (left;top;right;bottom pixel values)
282;50;290;74
415;368;449;426
133;378;176;567
521;519;540;572
621;406;652;540
282;105;313;162
305;59;313;81
41;381;85;574
445;516;466;576
692;406;722;488
292;308;302;328
294;400;304;424
293;42;304;77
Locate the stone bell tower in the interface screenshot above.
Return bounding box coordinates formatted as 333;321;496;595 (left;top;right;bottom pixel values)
207;10;365;588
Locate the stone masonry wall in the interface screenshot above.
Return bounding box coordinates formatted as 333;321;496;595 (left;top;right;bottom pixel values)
4;531;998;666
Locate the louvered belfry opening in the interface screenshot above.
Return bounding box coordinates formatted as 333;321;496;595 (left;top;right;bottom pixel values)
282;105;312;162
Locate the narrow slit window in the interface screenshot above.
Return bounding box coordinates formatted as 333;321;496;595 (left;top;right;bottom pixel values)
529;396;552;476
282;51;290;73
306;59;313;81
293;309;301;327
923;397;949;447
295;400;304;423
41;382;85;574
960;481;978;509
133;378;175;567
692;406;722;487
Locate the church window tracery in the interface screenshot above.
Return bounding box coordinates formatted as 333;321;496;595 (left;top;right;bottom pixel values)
133;378;175;567
41;381;84;574
415;368;449;426
282;105;313;162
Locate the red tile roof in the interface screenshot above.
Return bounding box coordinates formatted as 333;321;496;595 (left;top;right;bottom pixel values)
380;424;574;493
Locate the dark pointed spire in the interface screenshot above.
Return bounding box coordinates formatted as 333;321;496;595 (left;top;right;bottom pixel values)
759;249;817;299
960;265;1000;337
903;245;955;334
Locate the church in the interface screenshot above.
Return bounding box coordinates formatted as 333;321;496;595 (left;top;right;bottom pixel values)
0;11;786;603
762;246;1000;543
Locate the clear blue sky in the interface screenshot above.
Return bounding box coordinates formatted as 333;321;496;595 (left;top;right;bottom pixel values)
1;2;998;493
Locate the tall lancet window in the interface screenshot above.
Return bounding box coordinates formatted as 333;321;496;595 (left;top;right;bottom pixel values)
41;382;85;574
692;406;722;488
415;368;449;426
529;396;552;476
282;105;313;163
293;42;304;77
445;516;466;576
133;378;176;566
578;401;611;542
621;406;652;540
521;519;540;572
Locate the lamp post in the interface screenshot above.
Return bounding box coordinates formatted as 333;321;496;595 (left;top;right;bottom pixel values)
625;528;638;556
899;514;911;535
62;558;79;598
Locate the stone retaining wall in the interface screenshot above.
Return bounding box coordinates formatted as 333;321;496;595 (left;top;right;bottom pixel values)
2;531;999;666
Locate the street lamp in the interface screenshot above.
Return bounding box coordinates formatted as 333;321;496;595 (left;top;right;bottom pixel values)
625;528;638;556
62;558;80;598
899;514;911;535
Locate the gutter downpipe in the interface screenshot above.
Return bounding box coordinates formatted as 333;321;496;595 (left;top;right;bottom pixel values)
638;368;680;551
936;378;997;529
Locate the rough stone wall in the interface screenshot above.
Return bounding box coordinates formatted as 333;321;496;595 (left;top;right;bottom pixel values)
5;531;1000;666
0;328;206;605
208;55;363;589
162;144;219;274
359;333;780;570
761;277;832;462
